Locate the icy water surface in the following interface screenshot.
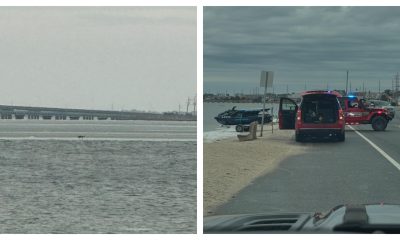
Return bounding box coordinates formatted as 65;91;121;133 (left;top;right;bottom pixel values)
0;120;195;140
0;121;196;233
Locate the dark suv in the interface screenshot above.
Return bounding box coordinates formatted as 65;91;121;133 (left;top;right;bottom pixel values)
279;90;345;142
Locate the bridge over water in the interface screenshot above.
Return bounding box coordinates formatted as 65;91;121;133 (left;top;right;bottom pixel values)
0;105;196;121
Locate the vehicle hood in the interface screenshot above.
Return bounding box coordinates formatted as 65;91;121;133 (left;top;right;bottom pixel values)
204;204;400;233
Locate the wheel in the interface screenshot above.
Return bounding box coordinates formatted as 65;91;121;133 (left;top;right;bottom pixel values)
235;125;244;132
295;132;303;142
371;116;388;131
338;131;345;142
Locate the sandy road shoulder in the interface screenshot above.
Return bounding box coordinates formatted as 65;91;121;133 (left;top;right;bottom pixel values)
204;127;308;215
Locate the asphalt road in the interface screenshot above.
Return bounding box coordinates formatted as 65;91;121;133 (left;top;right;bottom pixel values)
215;112;400;215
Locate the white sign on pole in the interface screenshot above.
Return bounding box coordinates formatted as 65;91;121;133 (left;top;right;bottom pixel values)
260;71;274;87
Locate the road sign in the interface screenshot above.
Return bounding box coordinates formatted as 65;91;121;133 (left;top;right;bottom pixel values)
260;71;274;87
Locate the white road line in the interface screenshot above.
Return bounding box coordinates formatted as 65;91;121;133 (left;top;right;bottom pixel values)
348;125;400;171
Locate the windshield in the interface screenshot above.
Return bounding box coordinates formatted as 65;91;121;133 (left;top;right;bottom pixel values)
203;6;400;233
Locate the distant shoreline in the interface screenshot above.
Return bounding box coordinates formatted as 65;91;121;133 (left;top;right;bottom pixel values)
0;104;196;121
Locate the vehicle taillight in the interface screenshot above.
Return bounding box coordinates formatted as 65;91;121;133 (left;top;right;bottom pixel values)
297;110;301;121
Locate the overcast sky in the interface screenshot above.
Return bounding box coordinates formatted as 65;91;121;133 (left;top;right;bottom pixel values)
204;7;400;94
0;7;196;112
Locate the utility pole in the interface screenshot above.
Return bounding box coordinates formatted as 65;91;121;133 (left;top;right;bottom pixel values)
186;97;190;114
350;80;352;93
286;84;289;94
193;95;197;114
346;70;349;95
379;80;381;94
395;72;400;103
362;81;365;94
392;78;395;93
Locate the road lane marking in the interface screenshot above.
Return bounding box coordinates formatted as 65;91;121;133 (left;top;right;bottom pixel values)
348;125;400;171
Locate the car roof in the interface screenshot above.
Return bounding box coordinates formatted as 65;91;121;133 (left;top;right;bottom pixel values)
301;90;342;97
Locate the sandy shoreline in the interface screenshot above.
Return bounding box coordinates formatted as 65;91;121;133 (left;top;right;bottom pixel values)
204;125;309;215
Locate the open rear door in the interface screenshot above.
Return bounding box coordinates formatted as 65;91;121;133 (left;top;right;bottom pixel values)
279;98;298;129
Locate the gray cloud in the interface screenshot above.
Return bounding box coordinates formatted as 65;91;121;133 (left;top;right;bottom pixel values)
204;7;400;94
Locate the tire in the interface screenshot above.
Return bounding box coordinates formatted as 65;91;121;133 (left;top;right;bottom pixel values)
295;132;303;142
371;116;388;131
235;125;244;132
338;131;345;142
